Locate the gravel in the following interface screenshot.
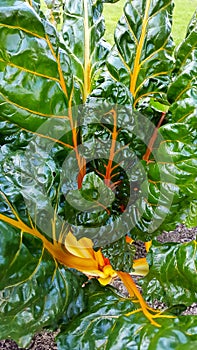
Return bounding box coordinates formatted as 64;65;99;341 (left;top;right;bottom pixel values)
0;332;58;350
1;224;197;349
112;224;197;314
157;224;197;243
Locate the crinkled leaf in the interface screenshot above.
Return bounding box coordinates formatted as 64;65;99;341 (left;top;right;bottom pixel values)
131;110;197;238
0;135;82;257
66;172;115;211
1;0;196;247
173;29;197;75
142;240;197;306
154;23;197;232
0;0;75;147
0;2;197;348
107;0;175;106
0;120;32;148
159;118;197;194
68;104;155;244
57;280;197;350
0;144;87;347
62;0;110;102
82;95;196;242
87;77;133;106
102;236;136;272
167;24;197;122
186;199;197;228
0;221;86;348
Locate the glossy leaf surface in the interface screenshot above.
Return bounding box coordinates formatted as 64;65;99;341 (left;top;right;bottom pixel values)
102;236;136;272
186;9;197;37
186;199;197;228
0;140;86;347
0;221;86;348
142;240;197;306
83;88;196;242
167;24;197;123
0;0;74;148
62;0;110;102
107;0;175;106
57;280;197;350
0;1;197;348
137;116;197;235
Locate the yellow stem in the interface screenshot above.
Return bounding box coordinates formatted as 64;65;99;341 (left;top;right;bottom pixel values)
117;271;175;326
117;271;160;327
83;0;91;101
130;0;151;98
145;241;152;252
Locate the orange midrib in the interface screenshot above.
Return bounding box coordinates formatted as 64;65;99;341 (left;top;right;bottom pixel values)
104;109;118;185
46;35;86;188
130;0;151;99
143;112;166;163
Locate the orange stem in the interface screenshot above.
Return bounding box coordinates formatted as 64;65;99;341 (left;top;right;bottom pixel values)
104;109;118;187
143;112;166;163
46;36;86;189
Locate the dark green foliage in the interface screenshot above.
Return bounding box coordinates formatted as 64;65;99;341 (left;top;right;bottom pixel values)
56;280;197;350
0;0;197;347
142;240;197;306
102;236;136;272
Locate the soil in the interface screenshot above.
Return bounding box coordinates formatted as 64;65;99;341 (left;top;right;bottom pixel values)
1;224;196;350
112;224;197;315
0;332;57;350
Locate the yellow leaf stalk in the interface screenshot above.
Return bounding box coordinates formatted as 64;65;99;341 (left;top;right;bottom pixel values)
0;191;174;327
63;232;117;286
145;240;152;252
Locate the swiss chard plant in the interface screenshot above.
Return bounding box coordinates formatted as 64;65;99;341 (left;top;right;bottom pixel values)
0;0;197;348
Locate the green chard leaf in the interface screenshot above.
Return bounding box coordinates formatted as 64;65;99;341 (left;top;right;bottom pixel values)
62;0;110;102
81;94;196;242
142;240;197;306
167;22;197;122
0;220;86;348
153;21;197;230
0;1;197;347
146;117;197;230
107;0;175;106
186;9;197;37
0;120;31;148
66;104;157;244
132;14;197;237
0;143;86;347
102;236;136;272
0;0;75;148
56;280;197;350
186;199;197;228
66;172;115;212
